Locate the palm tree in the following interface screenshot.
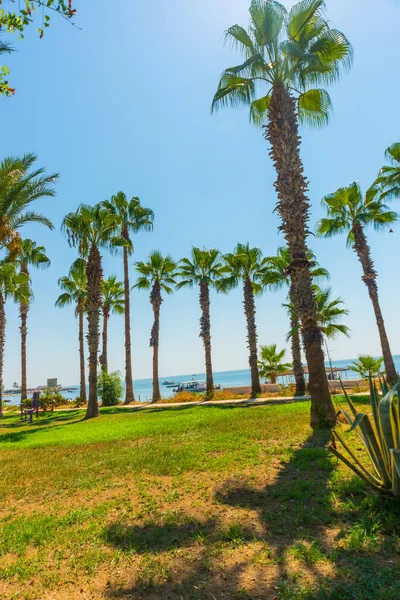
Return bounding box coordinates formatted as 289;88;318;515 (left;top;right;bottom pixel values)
350;355;384;380
220;243;273;397
12;239;50;400
63;204;122;418
100;275;124;373
373;142;400;202
176;248;225;398
258;344;292;385
212;0;352;427
102;192;154;404
0;153;58;257
314;287;350;340
134;252;177;403
55;258;88;404
266;246;329;396
0;261;28;417
317;182;398;385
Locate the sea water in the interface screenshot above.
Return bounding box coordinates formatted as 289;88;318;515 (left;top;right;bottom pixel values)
5;355;400;405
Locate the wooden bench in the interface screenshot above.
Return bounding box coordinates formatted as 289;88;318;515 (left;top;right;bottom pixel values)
20;396;54;423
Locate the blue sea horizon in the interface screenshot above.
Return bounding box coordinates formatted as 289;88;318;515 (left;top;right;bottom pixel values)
5;355;400;405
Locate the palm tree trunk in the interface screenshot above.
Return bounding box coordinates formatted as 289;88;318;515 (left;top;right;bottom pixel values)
243;277;261;397
289;283;306;396
123;243;135;404
78;306;87;403
199;281;214;398
150;281;162;403
100;308;109;373
352;223;397;385
85;244;102;419
19;264;29;401
265;84;335;428
20;302;28;401
0;292;5;418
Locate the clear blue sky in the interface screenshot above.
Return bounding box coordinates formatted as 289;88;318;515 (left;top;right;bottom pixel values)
1;0;399;387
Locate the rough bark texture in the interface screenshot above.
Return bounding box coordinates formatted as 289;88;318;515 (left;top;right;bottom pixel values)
289;282;306;396
123;241;135;404
149;281;162;403
243;277;261;397
0;293;5;418
100;308;109;373
85;244;102;419
352;222;397;385
78;306;87;403
265;84;335;427
19;263;29;401
199;281;214;398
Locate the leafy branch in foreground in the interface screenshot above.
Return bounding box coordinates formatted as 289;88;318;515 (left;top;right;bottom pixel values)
330;379;400;496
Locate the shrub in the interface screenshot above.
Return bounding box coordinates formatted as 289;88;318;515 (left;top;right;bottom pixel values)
98;371;123;406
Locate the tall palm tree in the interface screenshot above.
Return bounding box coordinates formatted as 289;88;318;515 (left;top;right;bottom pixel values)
100;275;124;374
258;344;292;385
220;243;273;397
13;239;50;400
102;192;154;404
0;261;28;417
373;142;400;202
55;258;88;404
0;153;57;257
134;252;177;403
317;182;398;385
266;246;329;396
63;204;122;418
212;0;352;427
176;248;225;398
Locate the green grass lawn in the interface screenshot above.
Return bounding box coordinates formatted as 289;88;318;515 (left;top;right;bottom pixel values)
1;398;399;599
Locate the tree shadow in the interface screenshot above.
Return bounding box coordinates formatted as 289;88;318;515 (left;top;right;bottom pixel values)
0;412;86;445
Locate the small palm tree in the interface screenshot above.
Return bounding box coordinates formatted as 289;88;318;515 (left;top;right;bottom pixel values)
177;248;225;398
55;258;87;404
100;275;124;373
266;246;329;396
13;239;50;400
212;0;352;427
220;243;273;397
0;153;58;257
102;192;154;404
350;355;384;380
373;142;400;202
0;261;28;417
258;344;292;385
63;204;122;418
134;252;177;403
317;182;398;385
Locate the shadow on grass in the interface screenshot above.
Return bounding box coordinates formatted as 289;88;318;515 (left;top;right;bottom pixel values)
0;412;86;445
103;429;400;599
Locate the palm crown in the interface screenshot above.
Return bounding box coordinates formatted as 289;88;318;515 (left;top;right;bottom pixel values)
220;243;272;294
266;245;329;290
55;258;87;315
0;261;29;302
350;355;384;379
373;142;400;202
317;182;398;246
177;248;224;289
63;204;123;255
314;286;350;339
102;191;154;253
102;276;125;315
14;238;50;271
211;0;352;127
134;251;177;294
0;153;57;255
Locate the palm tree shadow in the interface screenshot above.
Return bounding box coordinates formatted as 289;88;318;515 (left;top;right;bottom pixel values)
103;430;338;599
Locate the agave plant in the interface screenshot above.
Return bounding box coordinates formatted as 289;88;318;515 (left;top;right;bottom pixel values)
330;379;400;496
